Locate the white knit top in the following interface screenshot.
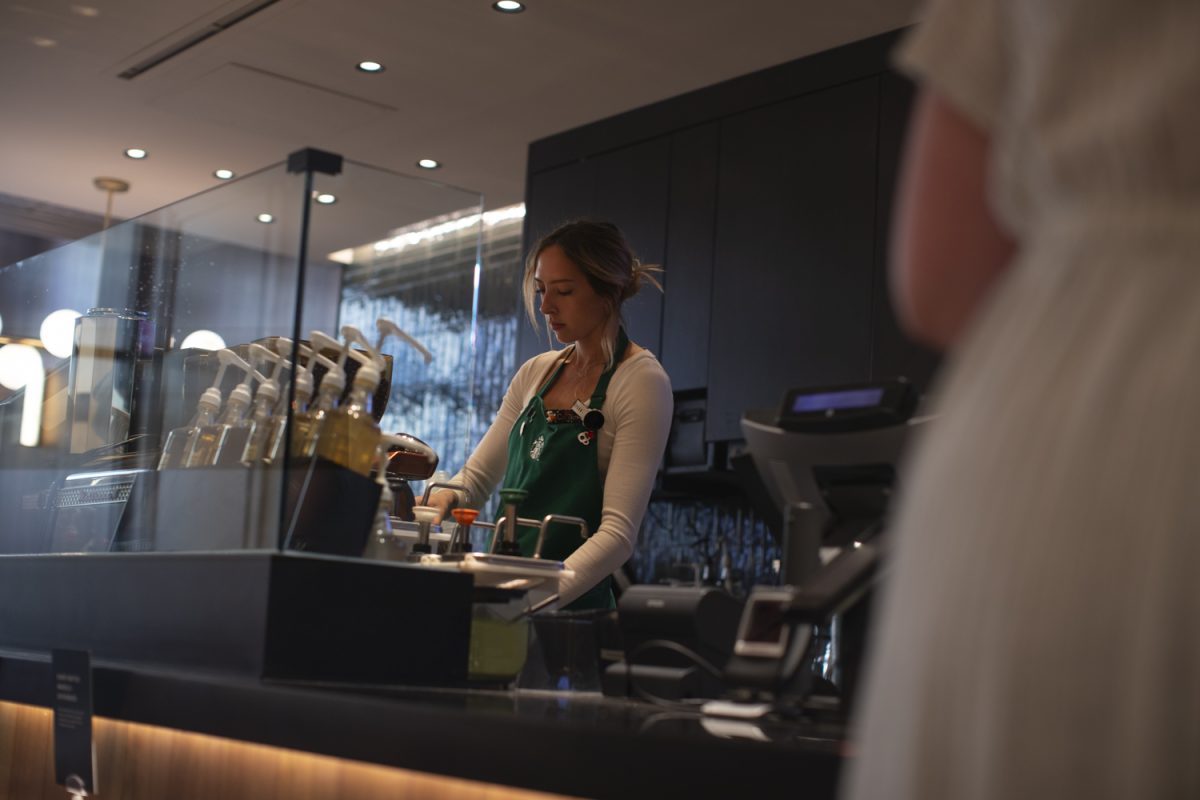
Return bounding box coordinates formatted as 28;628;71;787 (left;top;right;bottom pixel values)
451;347;673;606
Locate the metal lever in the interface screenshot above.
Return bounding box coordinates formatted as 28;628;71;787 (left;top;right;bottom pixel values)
533;514;589;559
420;481;466;507
488;516;543;555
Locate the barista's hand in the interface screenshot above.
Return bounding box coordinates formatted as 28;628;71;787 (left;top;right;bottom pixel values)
425;488;458;525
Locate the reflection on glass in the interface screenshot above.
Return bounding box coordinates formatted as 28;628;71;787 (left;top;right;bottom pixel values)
0;155;498;560
0;343;44;446
179;330;225;350
39;308;82;358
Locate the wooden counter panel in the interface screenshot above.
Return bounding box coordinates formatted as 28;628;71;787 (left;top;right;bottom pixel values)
1;700;576;800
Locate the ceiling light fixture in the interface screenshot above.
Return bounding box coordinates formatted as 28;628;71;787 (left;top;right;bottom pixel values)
70;5;101;17
124;148;148;160
93;176;130;230
493;1;525;12
256;213;274;224
356;60;385;73
31;36;57;47
314;193;337;205
416;158;441;170
213;169;235;180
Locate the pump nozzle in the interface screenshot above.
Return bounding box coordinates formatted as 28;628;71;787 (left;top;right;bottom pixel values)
202;348;253;410
196;349;236;411
219;349;262;420
279;339;314;407
341;325;383;367
376;318;433;366
309;330;348;398
341;325;384;394
247;342;288;405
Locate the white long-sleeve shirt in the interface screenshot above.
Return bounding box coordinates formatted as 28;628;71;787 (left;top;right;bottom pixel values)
451;347;673;605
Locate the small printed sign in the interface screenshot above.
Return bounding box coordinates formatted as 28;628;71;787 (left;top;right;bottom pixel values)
52;649;97;796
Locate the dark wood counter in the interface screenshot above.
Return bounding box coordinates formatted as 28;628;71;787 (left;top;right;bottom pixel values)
0;648;843;800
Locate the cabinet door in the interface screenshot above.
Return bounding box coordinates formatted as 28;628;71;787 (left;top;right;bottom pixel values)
519;139;670;366
869;71;941;391
593;139;669;359
518;159;597;366
708;78;879;441
661;123;720;391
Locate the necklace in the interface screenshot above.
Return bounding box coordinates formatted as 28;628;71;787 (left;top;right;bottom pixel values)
564;350;602;401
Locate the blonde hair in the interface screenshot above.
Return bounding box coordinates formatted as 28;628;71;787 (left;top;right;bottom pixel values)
522;219;663;367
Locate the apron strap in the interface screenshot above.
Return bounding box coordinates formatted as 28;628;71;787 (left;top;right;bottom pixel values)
588;327;629;409
534;327;630;407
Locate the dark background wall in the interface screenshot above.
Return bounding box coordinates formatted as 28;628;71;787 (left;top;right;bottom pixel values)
520;29;938;449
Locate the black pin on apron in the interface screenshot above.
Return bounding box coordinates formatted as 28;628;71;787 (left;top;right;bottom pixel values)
501;329;630;610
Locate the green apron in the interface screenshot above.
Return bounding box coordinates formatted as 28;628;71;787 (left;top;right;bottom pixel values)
501;329;630;610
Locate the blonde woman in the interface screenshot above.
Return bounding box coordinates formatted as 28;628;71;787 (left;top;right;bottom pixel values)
847;0;1200;797
428;220;672;610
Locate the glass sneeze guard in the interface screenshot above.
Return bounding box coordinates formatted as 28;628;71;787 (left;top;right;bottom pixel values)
0;149;484;559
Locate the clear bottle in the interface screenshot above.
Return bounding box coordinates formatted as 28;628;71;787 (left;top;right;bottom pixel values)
263;341;312;464
362;434;405;561
292;331;346;458
158;349;234;470
315;326;382;476
183;351;257;467
242;341;289;464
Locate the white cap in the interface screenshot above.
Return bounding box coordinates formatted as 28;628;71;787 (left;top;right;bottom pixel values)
198;386;223;410
256;381;280;404
352;361;381;391
309;330;347;395
294;370;314;402
227;381;253;408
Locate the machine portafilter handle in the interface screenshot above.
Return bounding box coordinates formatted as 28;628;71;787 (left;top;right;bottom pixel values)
533;514;589;560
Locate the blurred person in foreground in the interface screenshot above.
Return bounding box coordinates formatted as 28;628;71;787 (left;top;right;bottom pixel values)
844;1;1200;798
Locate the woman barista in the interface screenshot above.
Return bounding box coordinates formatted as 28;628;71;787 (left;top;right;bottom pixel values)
427;220;673;609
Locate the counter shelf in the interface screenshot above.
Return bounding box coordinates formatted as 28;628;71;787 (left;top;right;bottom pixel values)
0;647;845;800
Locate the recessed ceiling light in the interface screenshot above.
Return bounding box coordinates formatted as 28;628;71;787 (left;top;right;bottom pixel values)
314;193;337;205
124;148;148;160
493;1;525;12
70;5;100;17
417;158;441;170
356;60;385;73
256;213;274;224
213;168;235;180
31;36;57;47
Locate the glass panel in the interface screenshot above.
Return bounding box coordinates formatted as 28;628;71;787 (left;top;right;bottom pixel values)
0;155;486;560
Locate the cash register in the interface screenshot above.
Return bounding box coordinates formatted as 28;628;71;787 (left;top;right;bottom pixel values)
606;378;929;717
722;378;927;710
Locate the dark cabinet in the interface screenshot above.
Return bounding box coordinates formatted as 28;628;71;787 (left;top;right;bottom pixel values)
593;138;669;360
706;78;880;441
661;123;720;392
869;71;941;387
518;158;598;366
522;31;921;447
518;139;669;368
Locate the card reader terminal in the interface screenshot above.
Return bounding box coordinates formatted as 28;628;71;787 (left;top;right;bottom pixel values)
776;378;917;433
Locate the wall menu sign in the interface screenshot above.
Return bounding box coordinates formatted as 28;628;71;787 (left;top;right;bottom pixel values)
52;648;97;796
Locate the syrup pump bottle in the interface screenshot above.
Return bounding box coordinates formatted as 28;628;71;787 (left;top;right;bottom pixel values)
292;331;347;458
263;340;312;464
241;342;291;464
363;434;404;561
182;350;259;467
315;325;382;476
158;348;236;470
